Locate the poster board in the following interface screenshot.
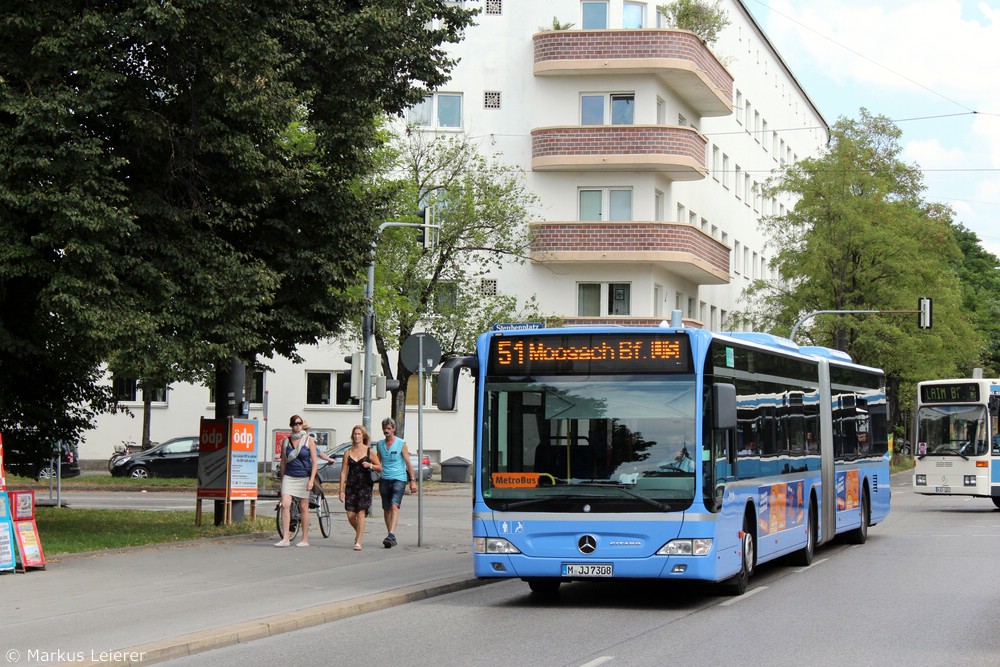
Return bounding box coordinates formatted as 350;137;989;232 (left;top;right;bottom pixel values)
8;490;44;571
196;418;259;524
0;493;15;572
1;432;7;491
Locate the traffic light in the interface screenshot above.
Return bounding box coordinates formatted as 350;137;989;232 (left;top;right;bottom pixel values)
414;207;436;249
918;297;932;330
343;352;363;399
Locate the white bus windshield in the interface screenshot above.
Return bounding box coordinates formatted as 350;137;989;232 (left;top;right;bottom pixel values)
917;405;988;457
481;378;698;511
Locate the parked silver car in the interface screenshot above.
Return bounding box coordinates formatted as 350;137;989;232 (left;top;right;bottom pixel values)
317;442;432;484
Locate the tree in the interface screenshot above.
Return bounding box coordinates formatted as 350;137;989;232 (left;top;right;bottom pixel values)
738;109;982;434
952;224;1000;376
0;1;476;452
658;0;730;45
359;132;542;432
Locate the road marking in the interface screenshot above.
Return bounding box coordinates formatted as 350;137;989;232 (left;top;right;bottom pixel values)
579;657;614;667
719;586;767;605
794;557;829;573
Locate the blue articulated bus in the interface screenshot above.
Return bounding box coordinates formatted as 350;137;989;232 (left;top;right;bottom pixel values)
438;325;891;595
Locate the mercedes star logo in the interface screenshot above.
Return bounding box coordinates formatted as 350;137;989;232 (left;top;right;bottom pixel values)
578;535;597;554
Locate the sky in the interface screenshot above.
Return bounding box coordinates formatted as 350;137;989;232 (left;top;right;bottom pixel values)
743;0;1000;257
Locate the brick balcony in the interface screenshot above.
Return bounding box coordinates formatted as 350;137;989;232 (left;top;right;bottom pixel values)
530;220;731;285
533;29;733;116
531;125;706;180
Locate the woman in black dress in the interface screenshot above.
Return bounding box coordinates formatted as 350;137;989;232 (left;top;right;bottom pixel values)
338;424;381;550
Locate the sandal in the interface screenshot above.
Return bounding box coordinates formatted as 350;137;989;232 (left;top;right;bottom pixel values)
274;540;290;548
353;543;362;551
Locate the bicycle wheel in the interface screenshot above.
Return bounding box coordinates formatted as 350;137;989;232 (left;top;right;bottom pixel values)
275;502;300;540
316;490;332;538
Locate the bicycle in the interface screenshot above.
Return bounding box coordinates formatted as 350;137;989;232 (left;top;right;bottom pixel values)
275;477;332;540
108;439;136;473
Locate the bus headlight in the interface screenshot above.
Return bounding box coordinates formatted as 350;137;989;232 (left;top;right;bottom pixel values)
657;538;713;556
964;475;977;486
474;537;521;554
915;474;926;486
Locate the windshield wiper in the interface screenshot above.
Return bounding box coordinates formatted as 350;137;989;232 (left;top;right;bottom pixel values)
576;482;673;512
917;448;969;461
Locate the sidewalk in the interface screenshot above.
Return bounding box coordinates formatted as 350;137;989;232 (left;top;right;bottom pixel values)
3;486;483;666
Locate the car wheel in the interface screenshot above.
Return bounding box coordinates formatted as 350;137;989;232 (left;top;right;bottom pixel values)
38;466;57;479
129;466;151;479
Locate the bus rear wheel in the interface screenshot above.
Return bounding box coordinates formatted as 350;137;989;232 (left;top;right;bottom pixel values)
992;496;1000;510
845;489;869;545
791;501;816;566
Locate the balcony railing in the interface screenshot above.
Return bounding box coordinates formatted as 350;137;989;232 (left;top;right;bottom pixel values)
533;29;733;116
531;125;706;180
530;220;730;285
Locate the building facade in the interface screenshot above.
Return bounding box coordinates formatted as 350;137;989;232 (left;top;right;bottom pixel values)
79;0;828;470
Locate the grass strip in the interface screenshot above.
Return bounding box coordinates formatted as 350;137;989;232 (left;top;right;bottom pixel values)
35;507;272;556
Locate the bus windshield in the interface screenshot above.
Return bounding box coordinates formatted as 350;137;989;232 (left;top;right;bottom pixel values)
481;377;697;512
917;405;988;457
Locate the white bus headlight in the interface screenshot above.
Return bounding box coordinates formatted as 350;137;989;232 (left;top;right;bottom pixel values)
474;537;521;554
657;538;712;556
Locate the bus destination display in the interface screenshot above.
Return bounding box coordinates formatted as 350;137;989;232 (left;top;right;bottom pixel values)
488;333;690;375
920;382;980;404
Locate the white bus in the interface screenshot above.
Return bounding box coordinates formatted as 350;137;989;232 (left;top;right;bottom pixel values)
913;378;1000;507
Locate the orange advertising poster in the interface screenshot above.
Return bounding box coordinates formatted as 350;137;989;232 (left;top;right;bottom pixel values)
769;483;787;534
845;470;860;510
492;472;540;488
15;520;45;569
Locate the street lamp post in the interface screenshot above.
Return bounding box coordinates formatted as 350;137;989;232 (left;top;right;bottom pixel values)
362;218;437;431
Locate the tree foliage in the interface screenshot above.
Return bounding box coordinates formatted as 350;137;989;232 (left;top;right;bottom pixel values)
738;109;982;431
657;0;730;45
0;1;475;449
356;132;541;431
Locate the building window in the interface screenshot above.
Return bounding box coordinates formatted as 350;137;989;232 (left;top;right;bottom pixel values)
113;376;138;402
582;1;608;29
406;373;439;407
306;372;333;406
609;284;631;315
308;371;357;407
654;283;663;317
623;2;645;28
485;0;502;15
434;281;459;314
722;154;730;188
407;93;463;129
654;190;664;221
247;370;265;405
578;283;601;316
480;278;497;296
581;93;634;125
579;188;632;221
112;376;167;404
577;283;631;316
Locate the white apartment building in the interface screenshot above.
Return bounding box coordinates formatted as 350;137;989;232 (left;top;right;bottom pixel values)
79;0;828;469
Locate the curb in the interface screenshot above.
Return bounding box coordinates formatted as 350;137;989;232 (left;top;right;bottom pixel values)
65;574;492;666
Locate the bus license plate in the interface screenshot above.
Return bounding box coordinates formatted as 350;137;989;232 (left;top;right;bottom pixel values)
934;486;951;494
562;563;613;577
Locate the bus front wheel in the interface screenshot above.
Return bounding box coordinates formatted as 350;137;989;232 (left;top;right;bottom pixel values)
722;515;755;596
